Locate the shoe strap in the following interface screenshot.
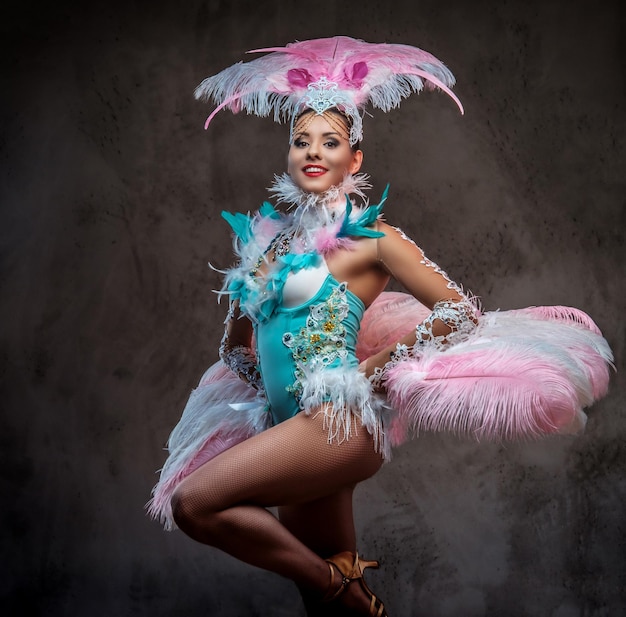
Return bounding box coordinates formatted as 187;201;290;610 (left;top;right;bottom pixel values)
322;562;350;603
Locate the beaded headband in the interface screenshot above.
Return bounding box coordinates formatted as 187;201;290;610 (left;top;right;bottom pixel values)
195;36;463;145
293;109;352;144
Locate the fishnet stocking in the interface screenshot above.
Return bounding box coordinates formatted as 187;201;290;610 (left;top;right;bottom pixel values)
279;487;357;557
172;408;382;593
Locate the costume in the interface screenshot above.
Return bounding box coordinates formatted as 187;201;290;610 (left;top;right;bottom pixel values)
148;175;612;530
148;37;612;530
194;35;464;146
219;175;393;452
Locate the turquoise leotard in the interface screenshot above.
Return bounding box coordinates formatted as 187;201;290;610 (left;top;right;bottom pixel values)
220;187;388;430
255;274;365;425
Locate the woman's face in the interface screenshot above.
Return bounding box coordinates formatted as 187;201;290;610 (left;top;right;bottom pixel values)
287;113;363;193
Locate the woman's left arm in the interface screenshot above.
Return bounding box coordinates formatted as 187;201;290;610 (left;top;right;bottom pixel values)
362;221;479;387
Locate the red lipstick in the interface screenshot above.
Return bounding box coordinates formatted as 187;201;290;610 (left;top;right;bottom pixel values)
303;165;328;177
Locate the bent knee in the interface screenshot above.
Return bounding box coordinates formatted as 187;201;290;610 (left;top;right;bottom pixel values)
171;483;221;539
170;485;194;530
172;492;234;546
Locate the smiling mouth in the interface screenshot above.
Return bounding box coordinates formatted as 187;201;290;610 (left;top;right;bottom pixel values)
303;166;328;176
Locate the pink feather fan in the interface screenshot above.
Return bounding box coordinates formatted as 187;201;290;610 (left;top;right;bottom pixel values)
147;361;269;529
381;301;613;444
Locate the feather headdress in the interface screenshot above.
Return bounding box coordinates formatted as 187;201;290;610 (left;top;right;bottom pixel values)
195;36;463;144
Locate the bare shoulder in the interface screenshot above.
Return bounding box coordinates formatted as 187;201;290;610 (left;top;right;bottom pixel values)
378;221;421;246
376;221;426;262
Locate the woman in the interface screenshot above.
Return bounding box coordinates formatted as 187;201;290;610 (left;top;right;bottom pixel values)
149;38;612;616
174;106;481;616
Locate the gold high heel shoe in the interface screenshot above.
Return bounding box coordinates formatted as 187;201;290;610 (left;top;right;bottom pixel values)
323;551;388;617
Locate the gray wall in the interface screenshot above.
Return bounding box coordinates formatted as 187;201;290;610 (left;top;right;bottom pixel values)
2;0;624;615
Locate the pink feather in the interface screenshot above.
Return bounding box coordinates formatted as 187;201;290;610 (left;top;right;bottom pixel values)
356;291;431;360
198;361;231;386
146;426;253;527
148;359;268;529
386;347;583;444
197;36;463;129
253;211;284;248
508;305;603;335
382;301;612;443
314;223;356;254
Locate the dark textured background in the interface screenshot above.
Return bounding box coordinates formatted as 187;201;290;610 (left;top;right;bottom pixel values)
1;1;624;615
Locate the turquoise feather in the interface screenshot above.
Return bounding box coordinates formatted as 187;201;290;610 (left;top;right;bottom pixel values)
221;211;253;243
221;185;391;322
259;201;280;219
337;185;388;239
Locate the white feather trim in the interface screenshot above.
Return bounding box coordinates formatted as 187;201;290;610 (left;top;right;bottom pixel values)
147;361;270;529
298;364;391;459
269;173;371;211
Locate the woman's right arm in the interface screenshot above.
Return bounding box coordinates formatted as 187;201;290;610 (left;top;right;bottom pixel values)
360;222;479;389
219;300;263;390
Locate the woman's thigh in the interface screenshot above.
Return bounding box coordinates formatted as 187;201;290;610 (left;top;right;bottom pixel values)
176;408;383;511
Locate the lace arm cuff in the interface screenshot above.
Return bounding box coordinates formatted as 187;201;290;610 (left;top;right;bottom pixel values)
219;344;264;391
413;299;478;352
368;342;413;390
219;302;264;391
368;299;479;391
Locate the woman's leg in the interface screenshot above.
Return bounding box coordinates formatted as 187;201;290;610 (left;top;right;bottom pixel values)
171;408;382;597
278;486;357;557
279;487;360;616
